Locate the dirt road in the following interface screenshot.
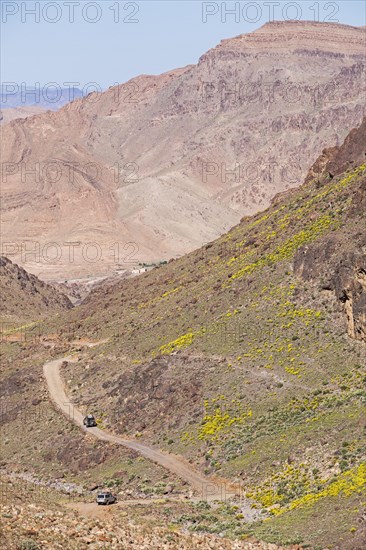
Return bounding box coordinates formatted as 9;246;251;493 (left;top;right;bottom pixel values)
43;356;225;498
66;497;185;519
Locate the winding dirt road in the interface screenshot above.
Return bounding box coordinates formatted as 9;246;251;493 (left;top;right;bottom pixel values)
43;355;224;498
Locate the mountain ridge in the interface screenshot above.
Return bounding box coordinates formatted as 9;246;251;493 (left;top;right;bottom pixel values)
203;20;365;57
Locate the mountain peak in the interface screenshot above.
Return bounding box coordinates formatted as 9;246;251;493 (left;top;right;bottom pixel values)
259;19;362;30
213;19;366;56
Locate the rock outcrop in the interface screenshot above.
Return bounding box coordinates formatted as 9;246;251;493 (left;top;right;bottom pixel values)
294;118;366;342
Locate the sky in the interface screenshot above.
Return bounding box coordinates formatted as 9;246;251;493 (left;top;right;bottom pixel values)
1;1;365;91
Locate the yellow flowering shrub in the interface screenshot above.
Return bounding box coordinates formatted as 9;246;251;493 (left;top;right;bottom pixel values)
246;462;366;516
159;331;195;355
197;396;253;441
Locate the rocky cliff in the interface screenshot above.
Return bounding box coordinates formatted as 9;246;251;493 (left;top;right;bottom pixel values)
294;117;366;342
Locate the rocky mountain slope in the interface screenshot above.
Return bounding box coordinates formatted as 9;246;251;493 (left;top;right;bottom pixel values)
47;119;366;547
0;256;72;325
295;117;366;343
1;121;365;549
1;21;365;278
1;476;291;550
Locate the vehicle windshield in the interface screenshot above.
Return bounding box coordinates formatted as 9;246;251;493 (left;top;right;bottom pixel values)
97;494;107;498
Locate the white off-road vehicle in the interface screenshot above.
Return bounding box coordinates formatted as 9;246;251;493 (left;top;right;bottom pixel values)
96;491;117;505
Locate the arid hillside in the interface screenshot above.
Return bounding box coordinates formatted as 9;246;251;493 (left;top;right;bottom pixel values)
1;476;292;550
0;256;72;325
1;120;365;549
45;118;365;547
1;21;365;278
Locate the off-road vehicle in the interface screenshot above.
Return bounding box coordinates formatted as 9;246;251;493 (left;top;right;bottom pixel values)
83;414;97;427
96;491;117;505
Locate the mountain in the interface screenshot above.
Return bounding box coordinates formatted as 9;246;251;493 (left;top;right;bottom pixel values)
47;118;365;547
1;119;364;550
1;21;365;279
0;256;72;325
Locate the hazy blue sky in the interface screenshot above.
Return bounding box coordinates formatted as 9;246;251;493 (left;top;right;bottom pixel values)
1;1;365;90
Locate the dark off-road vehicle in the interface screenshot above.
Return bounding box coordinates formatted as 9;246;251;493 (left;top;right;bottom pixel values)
83;414;97;428
96;491;117;505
